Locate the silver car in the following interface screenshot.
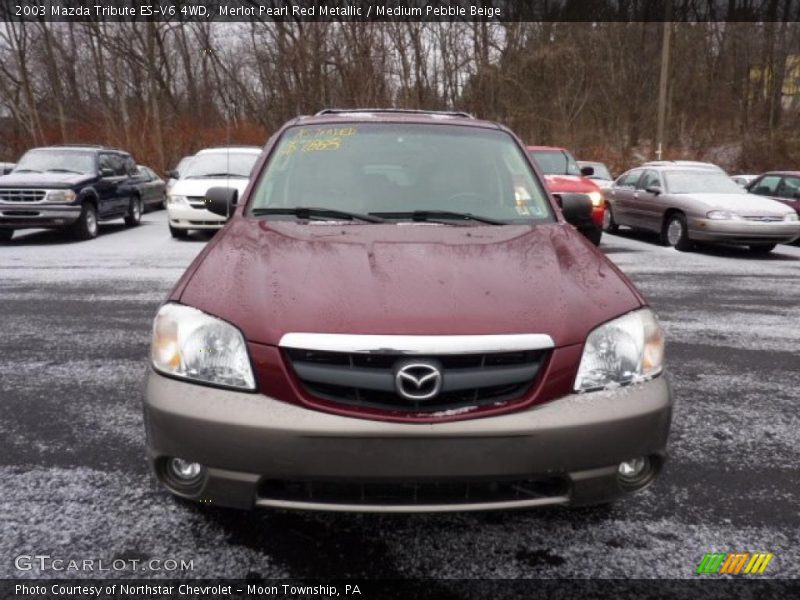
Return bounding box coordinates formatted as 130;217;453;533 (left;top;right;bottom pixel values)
605;166;800;254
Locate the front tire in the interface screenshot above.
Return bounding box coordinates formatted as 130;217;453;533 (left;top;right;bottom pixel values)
71;203;99;240
169;224;188;239
661;213;692;251
124;196;142;227
602;204;619;233
749;244;776;255
0;229;13;242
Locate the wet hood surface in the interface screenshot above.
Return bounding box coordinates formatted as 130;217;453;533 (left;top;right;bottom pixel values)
178;220;643;347
543;174;601;194
683;192;796;216
0;172;94;188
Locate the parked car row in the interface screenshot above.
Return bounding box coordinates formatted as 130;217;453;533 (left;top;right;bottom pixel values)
0;144;258;242
525;150;800;253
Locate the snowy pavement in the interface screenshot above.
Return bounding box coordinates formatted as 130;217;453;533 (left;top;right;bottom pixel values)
2;211;799;580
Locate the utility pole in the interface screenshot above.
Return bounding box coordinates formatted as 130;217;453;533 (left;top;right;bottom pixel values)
656;1;673;160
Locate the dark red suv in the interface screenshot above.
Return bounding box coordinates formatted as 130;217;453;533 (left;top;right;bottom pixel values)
144;109;672;512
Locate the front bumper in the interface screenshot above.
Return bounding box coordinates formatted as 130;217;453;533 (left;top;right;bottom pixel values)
689;217;800;244
167;204;225;230
0;204;80;229
144;371;672;512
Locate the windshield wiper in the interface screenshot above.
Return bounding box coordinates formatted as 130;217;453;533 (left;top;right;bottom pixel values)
13;169;41;173
252;207;385;223
188;173;246;178
370;210;506;225
46;168;82;174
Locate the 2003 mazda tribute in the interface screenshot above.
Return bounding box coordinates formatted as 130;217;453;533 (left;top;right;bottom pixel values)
144;109;672;512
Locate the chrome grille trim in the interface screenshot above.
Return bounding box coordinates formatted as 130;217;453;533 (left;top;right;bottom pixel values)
742;215;784;222
0;189;47;203
279;333;555;354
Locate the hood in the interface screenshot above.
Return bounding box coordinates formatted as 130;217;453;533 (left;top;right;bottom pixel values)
686;193;795;216
178;220;642;347
543;174;600;194
0;172;93;188
170;177;251;197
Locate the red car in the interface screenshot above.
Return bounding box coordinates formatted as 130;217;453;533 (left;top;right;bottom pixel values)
144;109;671;512
528;146;605;245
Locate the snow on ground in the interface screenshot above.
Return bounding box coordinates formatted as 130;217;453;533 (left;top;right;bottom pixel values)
1;213;799;580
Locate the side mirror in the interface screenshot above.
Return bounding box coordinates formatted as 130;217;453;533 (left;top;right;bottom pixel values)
580;166;595;177
167;170;179;179
205;186;238;218
645;185;662;195
99;168;114;177
554;193;594;228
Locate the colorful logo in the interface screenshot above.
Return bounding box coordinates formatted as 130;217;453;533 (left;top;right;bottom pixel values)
696;552;774;575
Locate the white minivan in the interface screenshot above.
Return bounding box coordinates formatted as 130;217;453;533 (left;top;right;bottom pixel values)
166;146;261;238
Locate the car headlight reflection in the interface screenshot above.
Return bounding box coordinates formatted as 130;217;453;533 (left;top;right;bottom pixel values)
587;191;604;207
574;308;665;392
167;194;189;206
45;190;76;203
151;303;256;391
706;210;743;220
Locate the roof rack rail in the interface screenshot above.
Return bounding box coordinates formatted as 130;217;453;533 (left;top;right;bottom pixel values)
315;108;475;119
48;144;105;149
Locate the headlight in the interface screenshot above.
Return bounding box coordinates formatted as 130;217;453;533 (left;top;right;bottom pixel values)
784;212;799;222
706;210;742;220
167;194;189;206
151;303;255;391
45;190;76;203
574;308;664;392
587;191;604;207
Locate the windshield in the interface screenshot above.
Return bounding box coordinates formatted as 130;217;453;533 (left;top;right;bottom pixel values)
248;124;553;223
183;152;258;179
14;149;95;174
585;163;612;180
664;171;744;194
175;157;193;176
529;149;581;176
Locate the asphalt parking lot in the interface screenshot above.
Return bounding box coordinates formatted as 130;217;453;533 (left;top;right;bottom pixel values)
2;211;799;580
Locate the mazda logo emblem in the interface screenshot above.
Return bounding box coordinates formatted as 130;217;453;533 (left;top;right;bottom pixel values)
394;360;443;401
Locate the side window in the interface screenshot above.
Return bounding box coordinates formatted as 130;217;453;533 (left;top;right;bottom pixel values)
750;175;781;196
110;155;125;176
637;170;661;191
98;153;113;174
123;156;137;176
776;176;800;199
617;170;642;188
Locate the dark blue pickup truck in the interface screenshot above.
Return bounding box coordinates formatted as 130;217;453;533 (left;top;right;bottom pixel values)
0;145;144;241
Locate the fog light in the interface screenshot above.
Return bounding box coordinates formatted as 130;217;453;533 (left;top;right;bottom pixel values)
617;456;654;490
618;457;646;479
167;458;204;484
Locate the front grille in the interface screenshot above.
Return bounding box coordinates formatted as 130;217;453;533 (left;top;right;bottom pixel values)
187;196;206;208
743;215;784;222
285;348;547;413
259;476;568;506
0;189;46;203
